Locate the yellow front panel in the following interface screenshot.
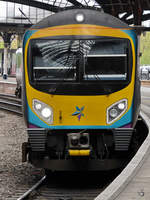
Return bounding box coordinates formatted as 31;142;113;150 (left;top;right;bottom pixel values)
26;84;133;126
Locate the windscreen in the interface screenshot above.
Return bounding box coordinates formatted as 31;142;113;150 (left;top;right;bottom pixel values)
31;39;128;82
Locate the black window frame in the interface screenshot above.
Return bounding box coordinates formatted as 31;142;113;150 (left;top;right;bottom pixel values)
28;37;132;83
26;36;133;95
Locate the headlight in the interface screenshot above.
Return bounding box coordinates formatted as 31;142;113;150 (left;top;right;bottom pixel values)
107;99;127;124
35;102;42;110
109;108;118;118
33;99;53;125
41;107;52;118
75;13;85;22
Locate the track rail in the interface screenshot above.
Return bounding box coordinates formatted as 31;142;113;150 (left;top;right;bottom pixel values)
9;171;120;200
0;93;22;115
17;176;46;200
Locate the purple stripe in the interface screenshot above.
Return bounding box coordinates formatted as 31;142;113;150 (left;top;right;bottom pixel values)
28;124;39;128
121;123;132;128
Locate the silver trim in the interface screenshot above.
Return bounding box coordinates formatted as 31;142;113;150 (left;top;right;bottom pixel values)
34;67;76;69
84;74;126;78
85;54;127;57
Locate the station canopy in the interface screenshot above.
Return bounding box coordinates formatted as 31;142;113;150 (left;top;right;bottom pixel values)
0;0;150;27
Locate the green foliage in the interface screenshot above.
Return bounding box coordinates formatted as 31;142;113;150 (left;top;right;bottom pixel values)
140;32;150;65
0;42;4;49
0;39;17;49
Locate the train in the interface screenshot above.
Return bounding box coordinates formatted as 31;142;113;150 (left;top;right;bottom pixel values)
20;8;143;172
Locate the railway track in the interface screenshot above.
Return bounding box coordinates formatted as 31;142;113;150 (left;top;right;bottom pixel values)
9;171;120;200
0;93;22;115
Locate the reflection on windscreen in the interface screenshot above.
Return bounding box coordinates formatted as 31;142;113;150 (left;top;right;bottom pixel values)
32;40;79;80
31;39;128;81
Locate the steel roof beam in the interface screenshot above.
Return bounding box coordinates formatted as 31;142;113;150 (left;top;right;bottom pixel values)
125;13;150;24
120;12;132;21
94;0;131;15
0;0;62;12
67;0;82;6
1;0;150;25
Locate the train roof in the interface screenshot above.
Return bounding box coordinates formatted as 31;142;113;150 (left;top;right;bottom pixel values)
31;9;130;30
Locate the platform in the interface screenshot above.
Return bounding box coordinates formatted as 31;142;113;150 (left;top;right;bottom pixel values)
141;80;150;86
0;76;17;94
0;76;17;83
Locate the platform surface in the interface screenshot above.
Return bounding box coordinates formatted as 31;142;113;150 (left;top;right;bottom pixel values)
0;76;17;94
0;76;17;84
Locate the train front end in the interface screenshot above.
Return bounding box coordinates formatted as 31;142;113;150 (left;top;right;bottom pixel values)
22;9;140;171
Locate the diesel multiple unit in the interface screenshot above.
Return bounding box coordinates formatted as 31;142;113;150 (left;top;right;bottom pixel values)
22;9;141;171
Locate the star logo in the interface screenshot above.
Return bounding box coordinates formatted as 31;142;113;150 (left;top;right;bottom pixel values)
72;106;84;121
